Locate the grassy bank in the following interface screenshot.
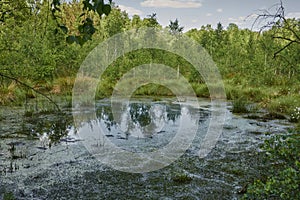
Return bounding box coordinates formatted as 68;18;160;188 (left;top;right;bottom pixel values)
1;76;300;123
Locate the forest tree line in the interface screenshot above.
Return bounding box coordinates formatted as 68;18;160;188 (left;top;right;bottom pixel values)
0;0;300;109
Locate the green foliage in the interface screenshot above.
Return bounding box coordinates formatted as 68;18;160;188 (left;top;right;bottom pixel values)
172;172;192;183
133;84;174;97
51;0;112;46
225;83;266;102
244;132;300;199
0;2;300;198
0;0;299;114
192;83;210;98
103;8;130;36
187;18;300;88
232;98;250;113
168;18;184;35
266;94;300;114
3;192;16;200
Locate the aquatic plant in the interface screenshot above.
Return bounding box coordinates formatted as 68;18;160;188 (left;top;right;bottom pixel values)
172;172;192;183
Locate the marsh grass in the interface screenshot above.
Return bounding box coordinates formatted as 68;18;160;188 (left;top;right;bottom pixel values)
232;98;250;113
0;110;3;121
51;76;75;95
192;83;210;98
172;172;192;183
265;94;300;115
225;83;268;102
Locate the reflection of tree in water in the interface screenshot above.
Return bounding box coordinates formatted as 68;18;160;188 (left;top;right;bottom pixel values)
95;102;183;138
94;102;210;136
96;106;115;131
166;104;181;122
25;112;73;147
47;115;72;146
129;103;151;127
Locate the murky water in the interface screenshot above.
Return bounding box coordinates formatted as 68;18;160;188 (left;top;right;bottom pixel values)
0;98;293;199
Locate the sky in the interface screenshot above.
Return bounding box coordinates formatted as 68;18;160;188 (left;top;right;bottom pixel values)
113;0;300;31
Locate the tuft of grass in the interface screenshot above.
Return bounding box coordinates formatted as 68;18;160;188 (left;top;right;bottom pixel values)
265;94;300;115
225;82;268;102
0;110;3;121
243;87;265;102
232;98;249;113
172;173;192;183
61;95;72;108
152;96;162;101
225;84;243;101
96;78;114;99
51;76;75;95
131;83;174;97
0;83;19;105
192;83;210;98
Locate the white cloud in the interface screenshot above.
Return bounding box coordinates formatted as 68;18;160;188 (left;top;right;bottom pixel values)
141;0;202;8
192;19;198;23
227;16;246;26
206;13;212;17
217;8;223;13
286;12;300;19
118;5;143;16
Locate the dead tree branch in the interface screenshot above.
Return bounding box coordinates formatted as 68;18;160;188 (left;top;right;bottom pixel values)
253;0;300;57
0;72;61;111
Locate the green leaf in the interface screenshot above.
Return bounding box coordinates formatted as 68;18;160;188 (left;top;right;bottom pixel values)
83;0;93;11
103;4;111;16
66;36;76;44
59;25;68;34
76;36;84;46
78;24;84;33
96;4;103;17
85;17;93;24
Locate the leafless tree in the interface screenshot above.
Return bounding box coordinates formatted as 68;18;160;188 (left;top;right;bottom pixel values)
253;0;300;58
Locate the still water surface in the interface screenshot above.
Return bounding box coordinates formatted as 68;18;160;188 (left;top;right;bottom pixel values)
0;98;293;199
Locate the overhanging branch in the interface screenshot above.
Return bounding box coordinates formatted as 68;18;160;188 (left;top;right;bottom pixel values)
273;41;294;58
273;36;300;44
0;72;61;111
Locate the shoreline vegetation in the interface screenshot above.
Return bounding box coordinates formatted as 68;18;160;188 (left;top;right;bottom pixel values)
1;78;300;120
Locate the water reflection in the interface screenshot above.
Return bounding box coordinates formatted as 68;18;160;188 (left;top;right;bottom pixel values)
24;112;73;148
96;101;182;139
75;99;208;173
30;100;209;151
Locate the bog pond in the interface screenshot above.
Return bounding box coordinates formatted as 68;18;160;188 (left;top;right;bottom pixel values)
0;98;294;199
